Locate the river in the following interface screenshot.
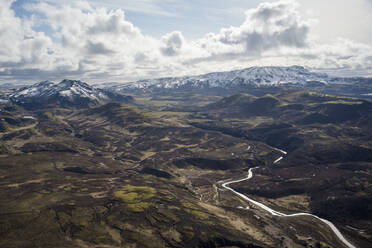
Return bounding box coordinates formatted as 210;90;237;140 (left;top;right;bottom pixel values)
221;150;356;248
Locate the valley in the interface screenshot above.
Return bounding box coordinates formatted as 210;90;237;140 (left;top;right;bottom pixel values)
0;75;371;248
2;0;372;244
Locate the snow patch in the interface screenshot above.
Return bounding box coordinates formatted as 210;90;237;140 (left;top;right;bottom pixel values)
10;79;113;103
113;66;329;91
273;157;284;164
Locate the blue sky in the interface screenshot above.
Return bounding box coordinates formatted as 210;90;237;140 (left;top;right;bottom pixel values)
11;0;371;42
11;0;265;39
1;0;372;83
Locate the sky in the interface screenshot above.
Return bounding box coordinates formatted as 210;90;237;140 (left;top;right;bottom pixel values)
1;0;372;84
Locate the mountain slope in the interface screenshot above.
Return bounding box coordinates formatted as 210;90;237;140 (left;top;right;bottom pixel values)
1;87;371;247
110;66;328;91
205;91;372;123
10;80;133;109
107;66;372;99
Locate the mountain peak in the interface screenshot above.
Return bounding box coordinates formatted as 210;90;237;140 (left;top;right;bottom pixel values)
9;79;133;109
36;80;55;86
59;79;89;87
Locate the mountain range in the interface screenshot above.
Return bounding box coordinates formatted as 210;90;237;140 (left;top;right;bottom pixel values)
2;66;372;106
106;66;372;99
111;66;328;89
0;66;371;248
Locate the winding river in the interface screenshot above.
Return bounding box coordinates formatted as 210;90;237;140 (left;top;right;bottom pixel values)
221;151;356;248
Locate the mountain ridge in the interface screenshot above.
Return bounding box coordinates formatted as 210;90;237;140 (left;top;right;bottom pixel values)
9;79;133;109
101;65;372;99
109;65;330;90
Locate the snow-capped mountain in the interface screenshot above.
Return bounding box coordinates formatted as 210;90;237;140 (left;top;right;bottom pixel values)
110;66;330;92
10;79;133;108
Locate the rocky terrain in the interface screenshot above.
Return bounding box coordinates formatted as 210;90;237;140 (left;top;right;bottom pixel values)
8;80;133;109
0;71;371;248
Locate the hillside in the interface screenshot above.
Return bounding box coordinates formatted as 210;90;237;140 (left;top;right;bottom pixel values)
9;80;133;109
0;86;371;248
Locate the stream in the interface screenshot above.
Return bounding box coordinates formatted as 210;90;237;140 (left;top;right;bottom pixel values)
221;149;356;248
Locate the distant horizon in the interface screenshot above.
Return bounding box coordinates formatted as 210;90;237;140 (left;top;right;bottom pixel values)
1;0;371;84
1;64;372;87
1;3;371;246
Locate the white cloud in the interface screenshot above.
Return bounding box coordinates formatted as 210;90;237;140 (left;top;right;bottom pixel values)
195;0;313;57
160;31;184;56
0;0;371;83
6;1;163;80
297;0;372;44
0;0;26;64
180;0;372;76
0;0;55;74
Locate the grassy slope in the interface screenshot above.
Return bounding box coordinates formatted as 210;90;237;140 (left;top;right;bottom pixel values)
0;92;371;247
193;91;372;247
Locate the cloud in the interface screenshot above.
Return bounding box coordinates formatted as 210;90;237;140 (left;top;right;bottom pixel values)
85;41;115;55
0;0;371;84
0;0;55;71
160;31;184;56
0;0;25;64
9;1;163;80
86;9;140;36
297;0;372;44
197;0;312;56
180;0;372;75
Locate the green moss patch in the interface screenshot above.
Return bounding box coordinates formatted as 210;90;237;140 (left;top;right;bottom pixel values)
114;185;157;212
182;202;209;220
